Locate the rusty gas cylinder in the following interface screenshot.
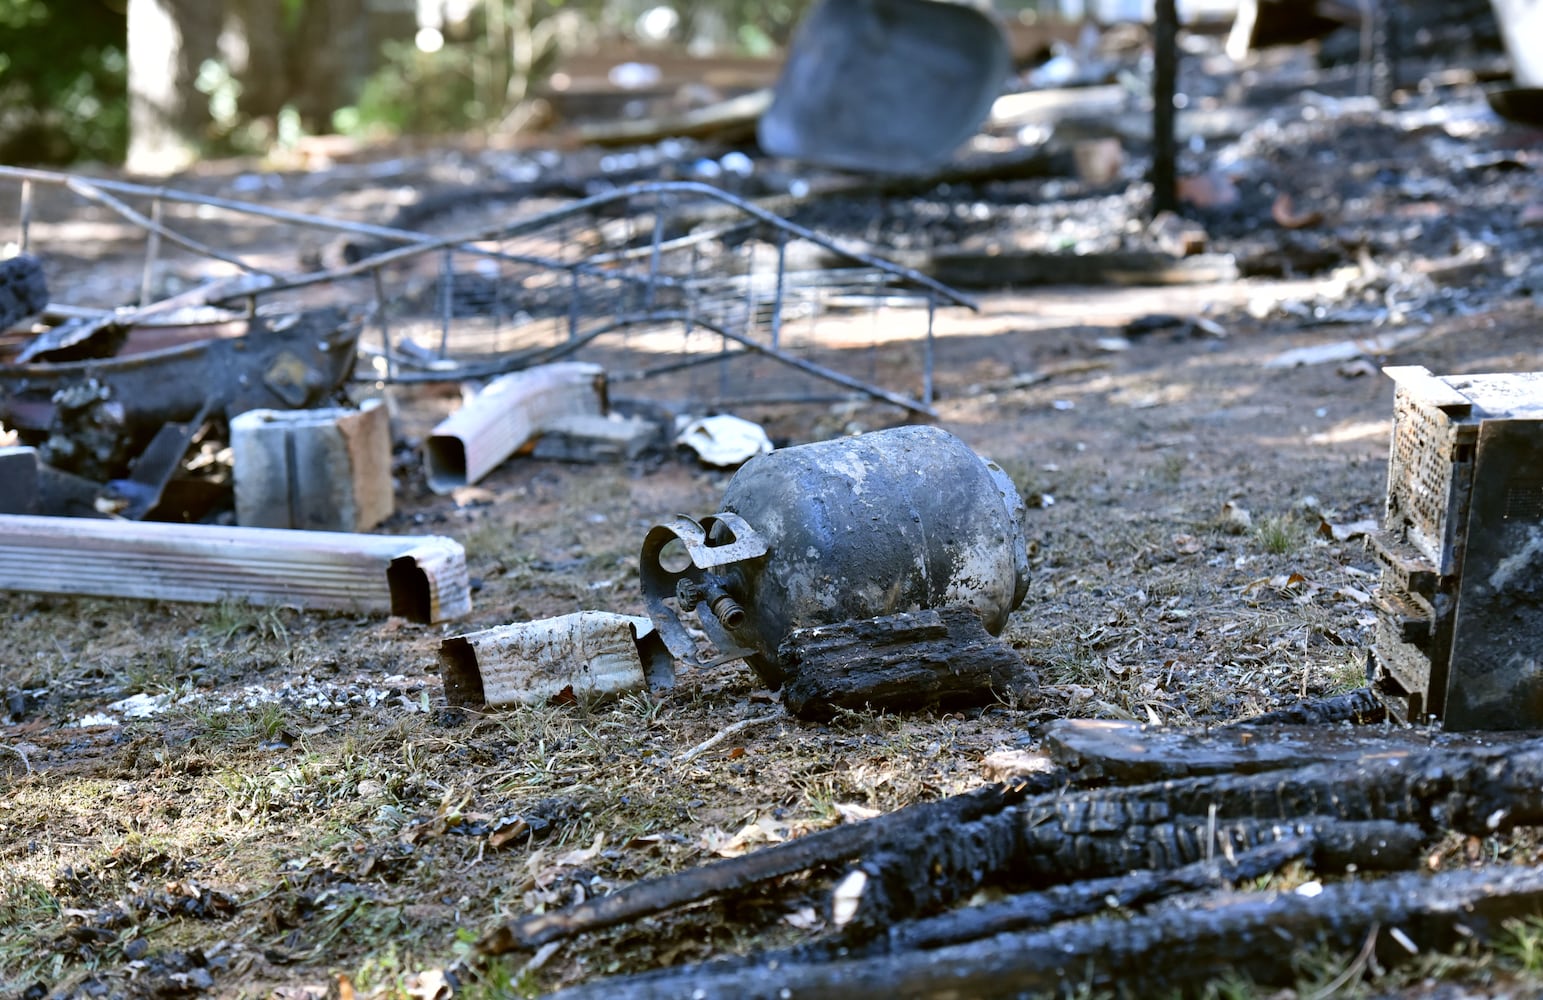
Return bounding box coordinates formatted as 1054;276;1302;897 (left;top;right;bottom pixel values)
640;425;1029;688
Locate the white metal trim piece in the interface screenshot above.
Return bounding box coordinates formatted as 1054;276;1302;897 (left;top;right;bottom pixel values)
440;612;667;706
424;362;605;494
0;514;471;622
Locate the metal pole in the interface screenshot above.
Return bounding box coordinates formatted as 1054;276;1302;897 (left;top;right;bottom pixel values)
1372;0;1398;107
438;248;454;358
140;197;164;307
18;179;32;254
770;230;786;351
644;188;665;311
372;268;394;381
1151;0;1180;218
924;294;936;407
67;178;276;277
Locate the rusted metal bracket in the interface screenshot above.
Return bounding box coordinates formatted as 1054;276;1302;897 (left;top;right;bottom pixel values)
640;511;768;667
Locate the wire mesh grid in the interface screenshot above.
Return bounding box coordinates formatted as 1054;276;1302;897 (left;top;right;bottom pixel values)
0;170;971;417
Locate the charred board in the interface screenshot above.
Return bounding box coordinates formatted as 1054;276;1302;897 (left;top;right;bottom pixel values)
541;839;1316;997
549;866;1543;999
486;783;1026;952
1040;717;1507;783
1230;685;1387;726
776;606;1036;719
484;735;1543;965
0;254;47;332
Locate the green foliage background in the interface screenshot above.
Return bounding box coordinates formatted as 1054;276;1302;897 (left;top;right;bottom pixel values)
0;0;814;166
0;0;128;163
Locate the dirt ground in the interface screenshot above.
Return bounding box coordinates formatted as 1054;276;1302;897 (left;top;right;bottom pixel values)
3;65;1543;998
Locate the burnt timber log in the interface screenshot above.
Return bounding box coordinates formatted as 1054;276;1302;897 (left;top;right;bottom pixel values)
484;784;1026;952
1230;685;1387;726
487;736;1543;958
842;815;1421;939
777;607;1036;719
1041;716;1522;783
871;836;1310;957
1017;738;1543;843
837;736;1543;934
549;866;1543;999
543;838;1316;995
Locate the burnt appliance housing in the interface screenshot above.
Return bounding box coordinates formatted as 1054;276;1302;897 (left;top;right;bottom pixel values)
1371;366;1543;730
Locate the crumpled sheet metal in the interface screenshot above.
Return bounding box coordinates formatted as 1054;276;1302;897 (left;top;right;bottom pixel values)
0;306;363;480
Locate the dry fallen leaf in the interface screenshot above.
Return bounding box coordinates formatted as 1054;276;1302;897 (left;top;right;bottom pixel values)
1271;191;1325;230
783;906;823;930
451;486;497;507
1177;170;1240;209
980;749;1056;784
1337;359;1379;379
833;802;882;823
706;817;786;858
831;870;868;927
554;832;605;867
1334;587;1373;605
405;969;453;1000
1318;517;1379;542
1172;533;1203;555
487;817;529;850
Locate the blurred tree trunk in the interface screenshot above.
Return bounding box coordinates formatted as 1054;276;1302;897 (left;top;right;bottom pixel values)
228;0;291;120
126;0;401;168
125;0;223;172
285;0;371;131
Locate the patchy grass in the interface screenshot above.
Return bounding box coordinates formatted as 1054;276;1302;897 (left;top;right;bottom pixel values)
2;268;1540;997
202;597;292;647
1498;916;1543;974
1253;514;1309;556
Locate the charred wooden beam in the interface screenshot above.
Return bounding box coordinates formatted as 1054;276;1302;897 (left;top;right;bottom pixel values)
482;783;1026;952
1229;685;1387;727
550;866;1543;999
1047;715;1535;785
873;836;1311;957
538;834;1315;995
574;89;770;147
914;248;1240;290
777;607;1035;719
1019;739;1543;841
844;815;1422;937
489;737;1543;958
1043;717;1435;783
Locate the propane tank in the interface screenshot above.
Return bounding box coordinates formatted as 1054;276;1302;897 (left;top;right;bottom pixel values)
640;425;1030;688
